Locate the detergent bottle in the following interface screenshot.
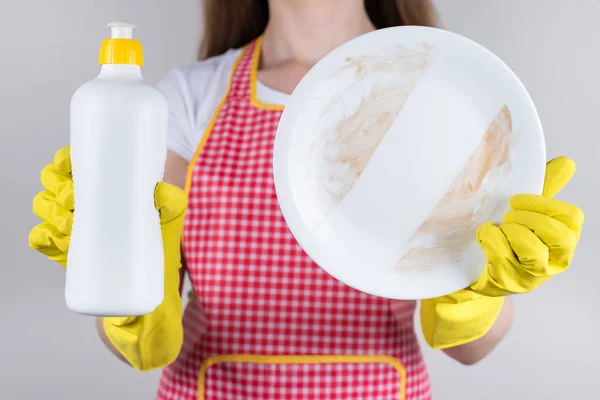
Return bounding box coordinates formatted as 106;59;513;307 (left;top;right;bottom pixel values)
65;21;167;316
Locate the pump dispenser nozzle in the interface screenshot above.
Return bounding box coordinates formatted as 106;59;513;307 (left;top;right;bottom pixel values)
107;21;137;39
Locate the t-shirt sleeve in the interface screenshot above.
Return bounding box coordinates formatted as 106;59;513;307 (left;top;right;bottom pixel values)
156;69;196;162
156;50;241;162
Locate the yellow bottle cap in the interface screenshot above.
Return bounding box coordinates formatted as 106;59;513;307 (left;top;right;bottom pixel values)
98;21;144;66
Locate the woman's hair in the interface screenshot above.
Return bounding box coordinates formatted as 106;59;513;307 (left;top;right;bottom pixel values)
199;0;439;60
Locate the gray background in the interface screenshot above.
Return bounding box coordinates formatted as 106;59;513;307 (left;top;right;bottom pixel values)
1;0;598;399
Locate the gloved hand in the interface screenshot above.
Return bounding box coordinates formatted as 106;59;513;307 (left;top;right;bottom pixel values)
29;146;187;371
421;157;584;349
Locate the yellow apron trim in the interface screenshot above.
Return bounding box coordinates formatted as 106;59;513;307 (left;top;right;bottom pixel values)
198;354;406;400
183;45;250;197
250;36;286;111
180;44;251;246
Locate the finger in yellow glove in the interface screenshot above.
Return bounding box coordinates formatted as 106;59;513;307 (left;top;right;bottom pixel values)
421;157;584;349
29;146;74;267
29;147;187;371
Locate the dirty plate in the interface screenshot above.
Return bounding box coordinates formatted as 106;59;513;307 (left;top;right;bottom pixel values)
273;26;545;300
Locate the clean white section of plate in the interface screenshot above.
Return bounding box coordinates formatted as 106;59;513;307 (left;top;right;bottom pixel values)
273;26;546;300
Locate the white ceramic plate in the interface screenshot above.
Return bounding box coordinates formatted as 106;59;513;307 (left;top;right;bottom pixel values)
273;26;546;300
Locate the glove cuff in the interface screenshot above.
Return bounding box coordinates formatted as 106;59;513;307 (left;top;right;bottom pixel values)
102;298;183;371
420;290;504;349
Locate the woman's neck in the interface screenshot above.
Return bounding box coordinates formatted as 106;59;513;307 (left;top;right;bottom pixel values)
262;0;375;69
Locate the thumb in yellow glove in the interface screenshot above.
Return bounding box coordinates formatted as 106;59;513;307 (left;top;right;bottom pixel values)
29;147;187;371
421;157;584;349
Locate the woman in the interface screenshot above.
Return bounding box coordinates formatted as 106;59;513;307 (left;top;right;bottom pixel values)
29;0;584;399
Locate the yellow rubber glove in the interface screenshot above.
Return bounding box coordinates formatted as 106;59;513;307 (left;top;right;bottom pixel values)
29;147;187;371
421;157;584;349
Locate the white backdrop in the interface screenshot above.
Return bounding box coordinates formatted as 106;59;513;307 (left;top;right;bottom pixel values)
1;0;598;399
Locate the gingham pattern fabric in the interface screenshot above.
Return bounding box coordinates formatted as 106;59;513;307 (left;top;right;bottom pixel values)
157;40;431;400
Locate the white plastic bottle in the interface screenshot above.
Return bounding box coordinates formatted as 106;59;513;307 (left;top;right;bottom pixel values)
65;21;167;316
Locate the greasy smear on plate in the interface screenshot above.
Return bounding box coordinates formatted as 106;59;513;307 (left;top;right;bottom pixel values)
306;44;432;226
395;105;514;271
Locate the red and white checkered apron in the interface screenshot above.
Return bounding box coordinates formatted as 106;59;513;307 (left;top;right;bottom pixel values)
157;39;431;400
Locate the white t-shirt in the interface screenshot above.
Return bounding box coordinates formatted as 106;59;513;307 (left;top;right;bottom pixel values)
156;48;290;162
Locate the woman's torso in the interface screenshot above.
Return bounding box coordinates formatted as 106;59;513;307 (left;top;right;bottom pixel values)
156;40;431;400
